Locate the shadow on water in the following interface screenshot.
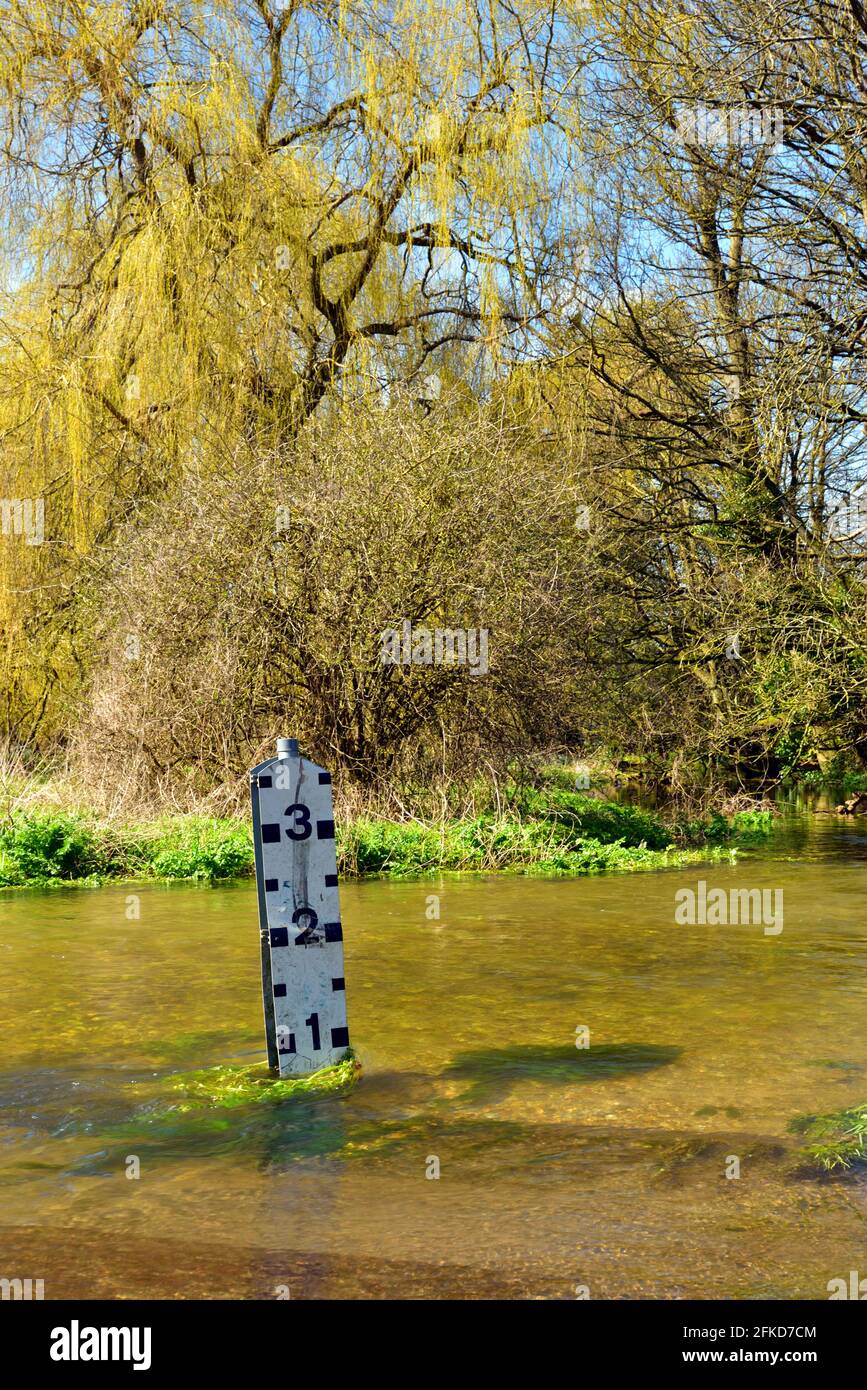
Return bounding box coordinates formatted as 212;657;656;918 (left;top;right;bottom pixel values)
441;1042;682;1104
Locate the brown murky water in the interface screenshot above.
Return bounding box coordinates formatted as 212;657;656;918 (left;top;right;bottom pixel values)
2;801;867;1299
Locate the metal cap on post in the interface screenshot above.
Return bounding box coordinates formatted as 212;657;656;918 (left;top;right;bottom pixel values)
276;737;299;758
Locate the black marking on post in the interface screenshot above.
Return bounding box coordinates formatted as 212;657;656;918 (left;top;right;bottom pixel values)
251;776;278;1071
258;775;273;788
331;977;345;991
325;873;338;887
278;1032;296;1054
324;922;343;943
331;1027;350;1048
265;878;278;892
261;822;281;843
316;819;335;839
270;927;289;948
292;906;320;945
274;983;287;997
318;771;331;784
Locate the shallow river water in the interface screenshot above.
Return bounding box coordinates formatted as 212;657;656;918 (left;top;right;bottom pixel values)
2;799;867;1299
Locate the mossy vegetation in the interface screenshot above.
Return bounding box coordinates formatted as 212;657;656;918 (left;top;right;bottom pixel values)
790;1101;867;1172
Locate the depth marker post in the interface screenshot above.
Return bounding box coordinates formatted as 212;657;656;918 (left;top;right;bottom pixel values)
250;738;350;1076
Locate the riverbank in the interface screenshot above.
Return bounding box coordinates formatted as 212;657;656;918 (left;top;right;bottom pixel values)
0;775;771;886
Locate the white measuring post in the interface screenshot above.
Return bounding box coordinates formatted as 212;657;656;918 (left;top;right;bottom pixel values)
250;738;350;1076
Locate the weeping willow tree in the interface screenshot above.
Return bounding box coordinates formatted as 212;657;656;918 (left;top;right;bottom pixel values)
0;0;588;743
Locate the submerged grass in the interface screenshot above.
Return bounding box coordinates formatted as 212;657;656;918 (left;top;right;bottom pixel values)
163;1055;359;1110
90;1056;360;1152
789;1101;867;1172
0;774;771;887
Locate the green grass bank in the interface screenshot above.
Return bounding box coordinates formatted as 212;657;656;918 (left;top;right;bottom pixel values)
0;774;771;888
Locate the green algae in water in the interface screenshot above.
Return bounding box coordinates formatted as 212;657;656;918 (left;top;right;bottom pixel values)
163;1054;359;1112
68;1057;361;1174
789;1100;867;1172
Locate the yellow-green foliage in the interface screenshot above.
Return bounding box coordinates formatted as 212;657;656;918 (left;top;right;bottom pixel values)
0;1;580;738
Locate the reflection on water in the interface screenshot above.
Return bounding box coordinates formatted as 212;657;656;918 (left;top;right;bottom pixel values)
1;799;867;1299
